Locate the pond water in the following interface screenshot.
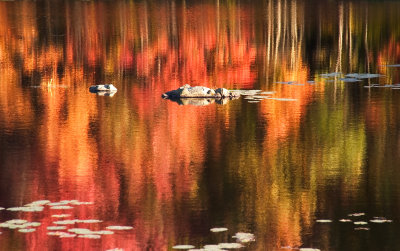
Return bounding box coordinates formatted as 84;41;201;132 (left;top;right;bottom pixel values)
0;0;400;250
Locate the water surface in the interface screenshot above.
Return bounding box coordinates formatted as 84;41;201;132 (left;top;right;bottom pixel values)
0;1;400;250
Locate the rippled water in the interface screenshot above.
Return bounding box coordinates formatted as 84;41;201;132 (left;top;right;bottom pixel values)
0;0;400;250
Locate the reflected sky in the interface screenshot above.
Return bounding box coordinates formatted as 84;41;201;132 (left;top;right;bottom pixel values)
0;0;400;250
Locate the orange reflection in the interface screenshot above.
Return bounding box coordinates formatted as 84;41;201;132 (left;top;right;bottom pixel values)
0;0;393;250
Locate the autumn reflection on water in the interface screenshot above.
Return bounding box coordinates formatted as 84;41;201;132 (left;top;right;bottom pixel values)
0;0;400;250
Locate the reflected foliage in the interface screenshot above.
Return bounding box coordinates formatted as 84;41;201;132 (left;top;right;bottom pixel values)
0;0;399;250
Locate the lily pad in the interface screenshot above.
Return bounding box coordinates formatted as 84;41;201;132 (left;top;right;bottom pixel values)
172;245;196;250
210;227;228;233
47;226;67;230
47;231;67;236
345;73;382;79
354;227;370;231
320;72;341;78
106;226;133;230
75;219;102;224
50;205;74;210
218;243;243;249
78;234;101;239
25;222;41;227
93;230;114;235
339;78;362;82
354;221;368;225
68;228;93;234
370;217;392;223
203;245;221;250
70;201;94;205
7;219;28;224
232;232;255;243
29;200;51;205
48;202;69;206
59;233;77;238
53;220;77;225
316;219;332;223
51;214;71;218
18;228;36;233
348;213;365;217
276;81;297;85
380;64;400;67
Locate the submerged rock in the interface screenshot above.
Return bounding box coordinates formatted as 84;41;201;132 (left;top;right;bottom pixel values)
89;84;117;95
162;84;240;99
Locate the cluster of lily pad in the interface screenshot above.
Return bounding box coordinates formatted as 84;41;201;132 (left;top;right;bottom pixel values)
319;72;386;84
172;227;255;250
0;199;133;242
316;212;393;231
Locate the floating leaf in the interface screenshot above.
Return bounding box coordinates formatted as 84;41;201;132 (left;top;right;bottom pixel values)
381;64;400;67
0;207;5;210
78;234;101;239
22;206;44;212
252;95;269;99
7;207;26;211
106;226;133;230
50;206;74;210
18;228;36;233
47;226;67;230
276;81;297;85
320;72;341;78
60;200;79;204
172;245;195;249
348;213;365;217
218;243;243;249
210;227;228;233
316;219;332;223
339;219;352;222
354;221;368;225
29;200;51;205
370;218;392;223
53;220;77;225
354;227;370;231
93;230;114;235
203;245;221;250
51;214;71;218
25;222;41;227
59;233;76;238
232;232;255;243
68;228;93;234
75;219;102;224
345;73;382;79
339;78;362;82
48;202;69;206
70;201;94;205
47;231;67;236
7;219;28;224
